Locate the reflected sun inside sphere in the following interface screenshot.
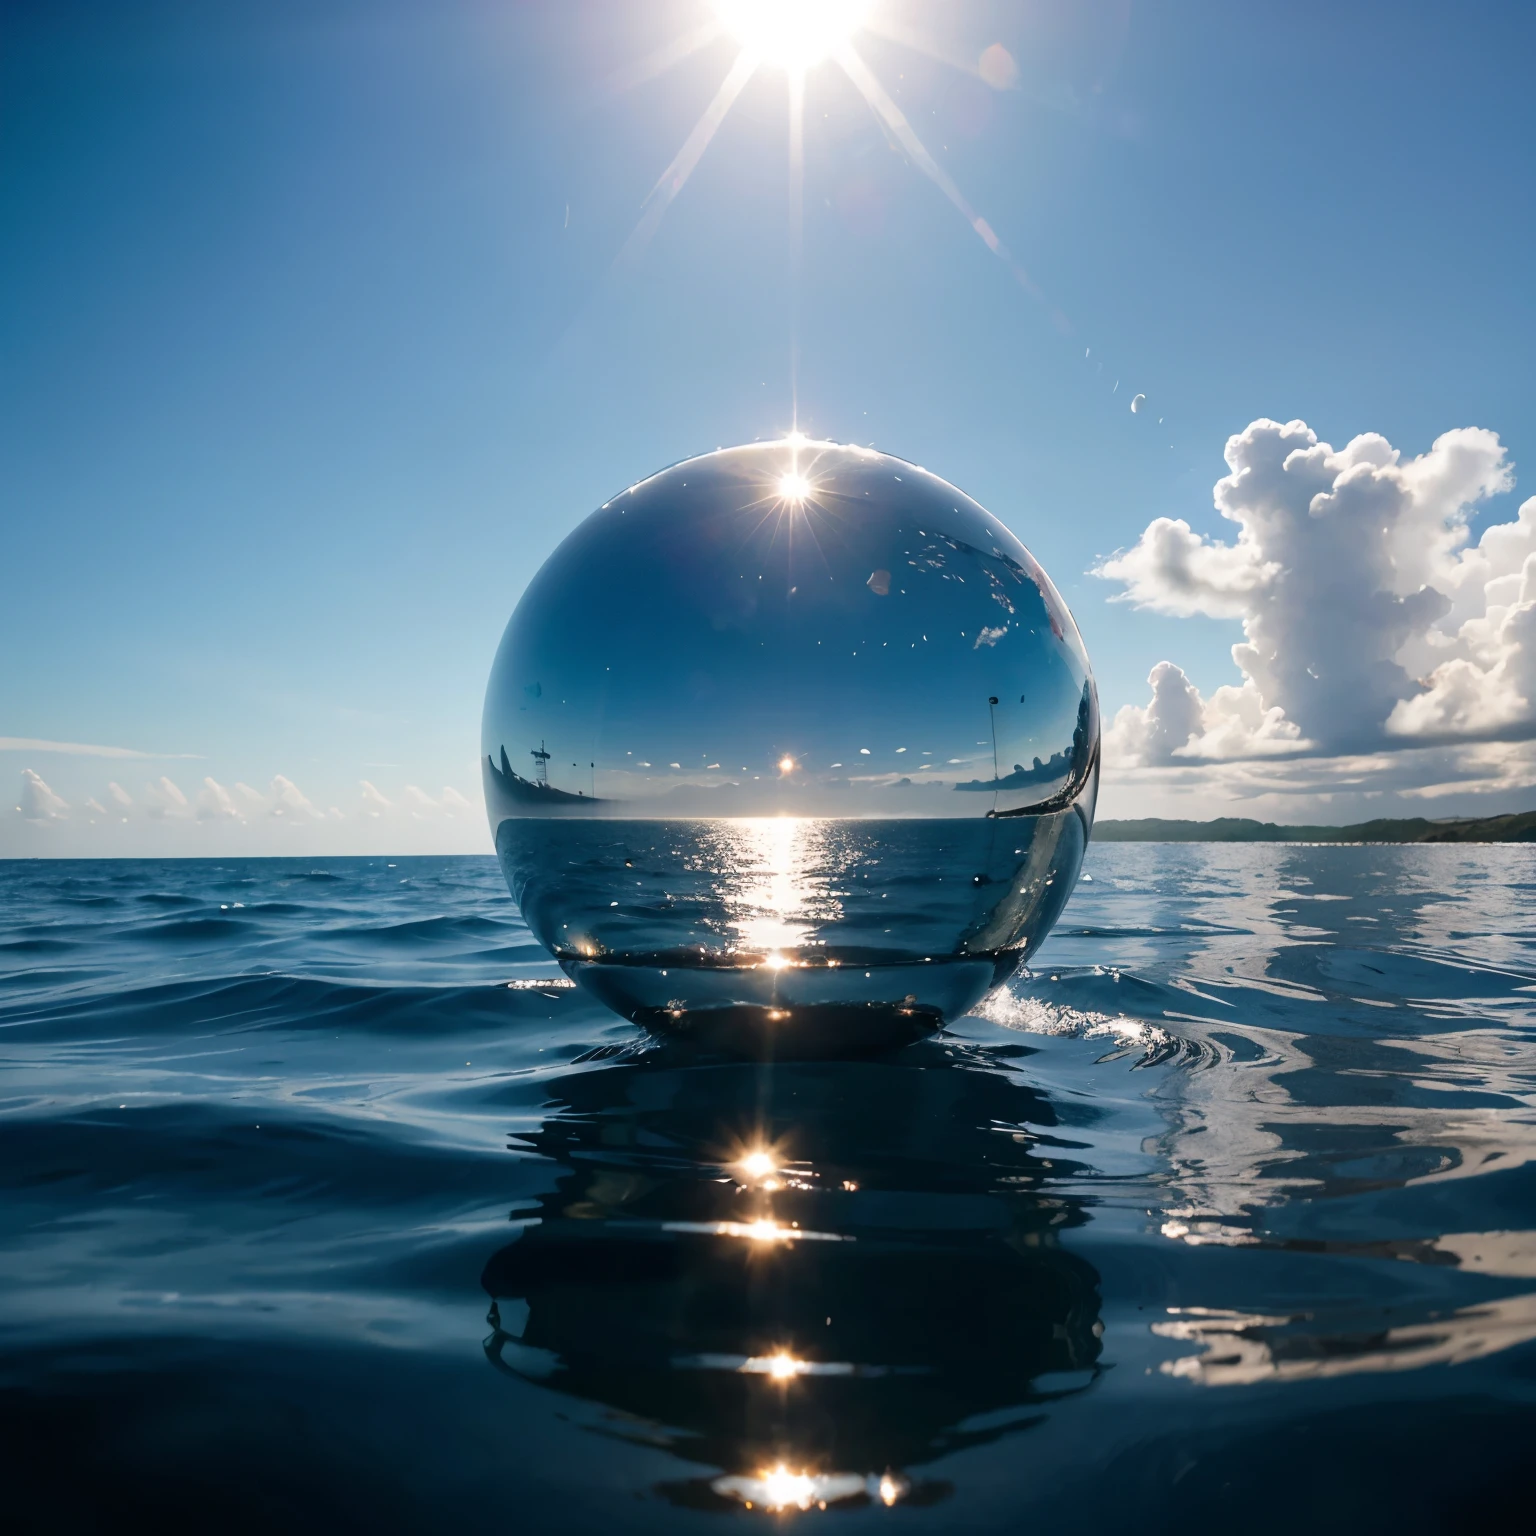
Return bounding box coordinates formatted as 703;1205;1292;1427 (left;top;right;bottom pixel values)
776;471;811;504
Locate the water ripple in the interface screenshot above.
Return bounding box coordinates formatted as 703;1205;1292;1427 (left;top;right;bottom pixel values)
4;846;1536;1529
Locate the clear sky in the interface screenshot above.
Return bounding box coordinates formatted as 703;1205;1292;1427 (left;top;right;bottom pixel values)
5;0;1535;854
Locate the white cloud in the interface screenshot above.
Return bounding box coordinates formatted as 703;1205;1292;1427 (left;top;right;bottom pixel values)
403;785;438;817
3;769;489;855
1096;515;1269;620
385;783;482;819
1098;418;1525;767
269;775;322;820
196;777;242;821
361;780;393;817
1104;665;1303;766
0;738;198;759
1104;661;1206;764
18;769;68;821
1097;733;1536;826
141;776;191;818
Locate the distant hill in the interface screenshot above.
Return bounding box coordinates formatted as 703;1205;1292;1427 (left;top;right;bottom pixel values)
1094;812;1536;844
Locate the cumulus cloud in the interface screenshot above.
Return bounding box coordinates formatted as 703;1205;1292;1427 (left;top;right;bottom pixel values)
403;785;439;817
400;785;481;818
1098;418;1528;766
196;777;242;821
367;782;480;820
440;787;477;816
84;782;135;821
361;780;393;817
269;775;322;820
9;761;489;850
1104;660;1204;764
1104;664;1302;767
141;776;191;818
18;769;68;821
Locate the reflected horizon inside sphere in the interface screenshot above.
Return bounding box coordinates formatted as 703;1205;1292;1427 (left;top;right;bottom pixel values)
483;439;1099;1053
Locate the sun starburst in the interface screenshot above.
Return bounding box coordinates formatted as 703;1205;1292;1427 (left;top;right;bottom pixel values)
613;2;1040;318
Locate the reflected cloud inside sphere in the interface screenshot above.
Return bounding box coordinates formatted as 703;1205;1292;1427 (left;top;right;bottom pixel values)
483;440;1098;1051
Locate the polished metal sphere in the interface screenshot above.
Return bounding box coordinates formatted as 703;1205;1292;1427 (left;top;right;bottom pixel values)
484;439;1097;1052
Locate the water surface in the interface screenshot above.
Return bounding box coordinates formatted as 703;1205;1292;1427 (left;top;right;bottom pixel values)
3;846;1534;1530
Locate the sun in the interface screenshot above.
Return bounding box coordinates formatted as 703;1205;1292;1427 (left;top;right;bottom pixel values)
714;0;872;73
614;2;1040;319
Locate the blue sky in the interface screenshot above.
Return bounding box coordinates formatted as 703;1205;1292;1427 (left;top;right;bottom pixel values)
4;0;1535;852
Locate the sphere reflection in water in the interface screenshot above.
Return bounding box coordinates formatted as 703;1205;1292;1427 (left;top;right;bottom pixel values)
483;440;1098;1051
479;1047;1103;1507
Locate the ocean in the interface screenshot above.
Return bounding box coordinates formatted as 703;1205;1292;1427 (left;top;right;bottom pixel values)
3;843;1534;1531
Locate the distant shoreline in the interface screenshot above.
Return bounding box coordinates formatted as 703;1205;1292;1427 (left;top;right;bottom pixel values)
1095;812;1536;844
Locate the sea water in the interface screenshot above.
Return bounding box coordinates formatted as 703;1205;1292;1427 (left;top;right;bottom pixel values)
3;844;1535;1531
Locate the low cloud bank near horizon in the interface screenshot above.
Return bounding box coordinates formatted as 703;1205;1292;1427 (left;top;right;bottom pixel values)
9;769;489;854
1095;416;1536;817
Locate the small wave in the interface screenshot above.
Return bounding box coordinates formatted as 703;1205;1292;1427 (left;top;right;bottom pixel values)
328;914;517;946
0;1101;515;1207
0;966;111;994
141;917;253;941
1;971;578;1042
0;937;77;954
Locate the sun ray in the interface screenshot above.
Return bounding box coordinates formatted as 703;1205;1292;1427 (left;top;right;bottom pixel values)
787;69;805;431
615;46;760;271
862;12;988;80
833;42;1060;321
604;22;723;97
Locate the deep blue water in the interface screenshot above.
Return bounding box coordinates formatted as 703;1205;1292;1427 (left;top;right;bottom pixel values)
4;846;1536;1531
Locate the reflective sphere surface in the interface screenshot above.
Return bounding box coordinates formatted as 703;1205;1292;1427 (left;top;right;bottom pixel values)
484;440;1098;1051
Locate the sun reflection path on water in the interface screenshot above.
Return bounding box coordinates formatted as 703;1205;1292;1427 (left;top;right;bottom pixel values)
705;816;843;958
